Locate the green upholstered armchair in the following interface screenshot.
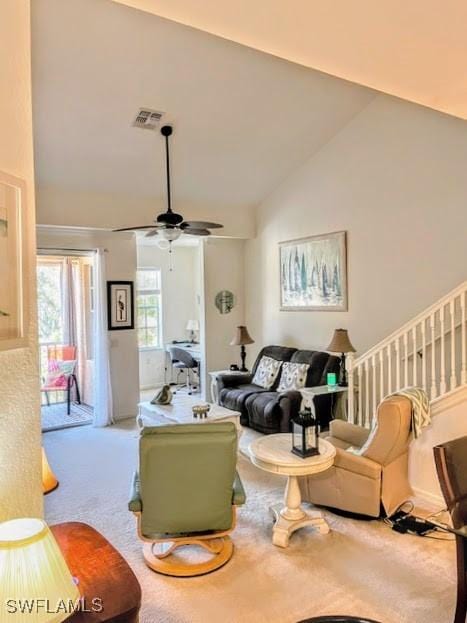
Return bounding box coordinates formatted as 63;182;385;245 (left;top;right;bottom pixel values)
129;422;246;576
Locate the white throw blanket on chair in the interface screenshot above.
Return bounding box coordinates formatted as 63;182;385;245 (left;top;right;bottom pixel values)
389;386;431;438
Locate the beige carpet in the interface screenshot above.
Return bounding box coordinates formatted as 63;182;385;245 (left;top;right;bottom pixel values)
43;419;457;623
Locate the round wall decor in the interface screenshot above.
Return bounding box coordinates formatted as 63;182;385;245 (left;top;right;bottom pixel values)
215;290;235;314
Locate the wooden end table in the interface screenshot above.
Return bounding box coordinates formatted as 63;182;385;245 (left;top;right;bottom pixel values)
299;385;348;421
51;522;141;623
249;434;336;548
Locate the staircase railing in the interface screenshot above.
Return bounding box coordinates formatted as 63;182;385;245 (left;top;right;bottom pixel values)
348;281;467;427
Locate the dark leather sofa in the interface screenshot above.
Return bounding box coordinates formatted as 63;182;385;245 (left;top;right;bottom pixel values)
217;345;341;434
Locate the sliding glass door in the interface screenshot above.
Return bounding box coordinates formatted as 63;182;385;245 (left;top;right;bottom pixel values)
37;255;94;430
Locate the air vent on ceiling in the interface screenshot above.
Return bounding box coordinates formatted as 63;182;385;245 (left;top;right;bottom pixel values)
132;108;164;130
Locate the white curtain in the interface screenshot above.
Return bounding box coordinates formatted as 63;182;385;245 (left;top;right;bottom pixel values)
93;249;114;426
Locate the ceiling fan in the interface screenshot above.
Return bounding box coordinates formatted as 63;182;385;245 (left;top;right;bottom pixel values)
113;125;223;246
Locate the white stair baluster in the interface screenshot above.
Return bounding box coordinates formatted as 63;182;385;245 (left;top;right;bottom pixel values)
430;313;437;400
364;359;370;427
450;299;457;391
387;344;392;394
348;354;355;423
403;332;409;388
421;319;427;391
372;355;376;418
412;325;417;386
395;338;401;391
358;365;363;426
379;350;384;403
440;305;447;394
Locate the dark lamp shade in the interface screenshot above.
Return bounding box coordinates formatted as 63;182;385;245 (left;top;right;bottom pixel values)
230;326;254;346
327;329;356;354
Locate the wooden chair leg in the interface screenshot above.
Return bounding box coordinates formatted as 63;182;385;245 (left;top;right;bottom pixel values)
454;535;467;623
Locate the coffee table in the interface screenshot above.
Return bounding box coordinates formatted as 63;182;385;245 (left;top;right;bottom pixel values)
249;434;336;547
137;396;241;434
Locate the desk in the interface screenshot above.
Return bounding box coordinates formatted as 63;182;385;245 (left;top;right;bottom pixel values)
165;342;202;385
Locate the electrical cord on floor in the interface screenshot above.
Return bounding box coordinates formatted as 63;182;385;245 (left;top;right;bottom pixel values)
384;501;455;541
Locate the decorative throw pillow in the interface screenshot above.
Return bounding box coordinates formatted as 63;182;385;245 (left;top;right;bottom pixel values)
277;361;310;392
252;356;283;389
44;359;76;388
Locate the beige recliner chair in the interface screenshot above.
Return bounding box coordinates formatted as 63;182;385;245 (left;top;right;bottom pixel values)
299;395;412;517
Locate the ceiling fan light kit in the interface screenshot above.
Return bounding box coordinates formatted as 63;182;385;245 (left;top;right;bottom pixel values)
113;124;223;268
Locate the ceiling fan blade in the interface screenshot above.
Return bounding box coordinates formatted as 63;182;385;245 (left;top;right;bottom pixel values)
145;229;161;238
183;228;211;236
181;221;223;230
113;225;158;232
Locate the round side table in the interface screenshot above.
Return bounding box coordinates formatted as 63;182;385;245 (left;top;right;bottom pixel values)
249;434;336;548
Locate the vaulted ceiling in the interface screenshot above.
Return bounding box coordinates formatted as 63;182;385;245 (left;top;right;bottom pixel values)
114;0;467;120
32;0;374;222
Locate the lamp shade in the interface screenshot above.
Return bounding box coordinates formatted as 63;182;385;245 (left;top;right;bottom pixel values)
230;326;254;346
186;319;199;332
326;329;356;354
0;518;80;622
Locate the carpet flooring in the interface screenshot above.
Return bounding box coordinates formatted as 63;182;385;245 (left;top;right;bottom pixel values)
43;419;457;623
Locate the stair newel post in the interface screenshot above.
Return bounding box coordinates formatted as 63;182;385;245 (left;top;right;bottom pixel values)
347;352;355;424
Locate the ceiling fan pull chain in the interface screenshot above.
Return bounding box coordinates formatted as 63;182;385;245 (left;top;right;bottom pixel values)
169;241;173;272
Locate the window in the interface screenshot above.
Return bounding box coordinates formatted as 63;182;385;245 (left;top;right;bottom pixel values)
136;269;162;349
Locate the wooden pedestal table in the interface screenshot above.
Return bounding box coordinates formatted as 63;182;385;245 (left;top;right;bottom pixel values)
249;434;336;548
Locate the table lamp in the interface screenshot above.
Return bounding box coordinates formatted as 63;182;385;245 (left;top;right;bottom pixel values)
326;328;356;387
230;326;254;372
186;319;199;343
0;517;80;622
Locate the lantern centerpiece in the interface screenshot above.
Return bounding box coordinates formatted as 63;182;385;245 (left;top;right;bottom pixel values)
291;408;320;458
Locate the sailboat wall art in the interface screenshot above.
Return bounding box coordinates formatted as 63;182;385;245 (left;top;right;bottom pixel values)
279;231;347;311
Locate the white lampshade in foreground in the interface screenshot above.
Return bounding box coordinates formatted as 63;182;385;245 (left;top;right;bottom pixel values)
0;518;80;622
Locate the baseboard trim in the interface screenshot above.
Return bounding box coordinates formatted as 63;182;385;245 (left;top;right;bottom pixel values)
431;384;467;415
411;486;445;510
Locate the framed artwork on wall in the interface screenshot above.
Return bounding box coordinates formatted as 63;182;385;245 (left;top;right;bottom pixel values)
279;230;348;311
0;171;28;351
107;281;135;330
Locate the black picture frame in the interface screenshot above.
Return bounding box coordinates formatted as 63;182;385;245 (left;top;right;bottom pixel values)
107;281;135;331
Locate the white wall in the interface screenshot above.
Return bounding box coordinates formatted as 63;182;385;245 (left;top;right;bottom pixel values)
245;94;467;356
137;243;200;388
37;227;140;420
202;238;248;392
409;387;467;506
0;0;43;521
